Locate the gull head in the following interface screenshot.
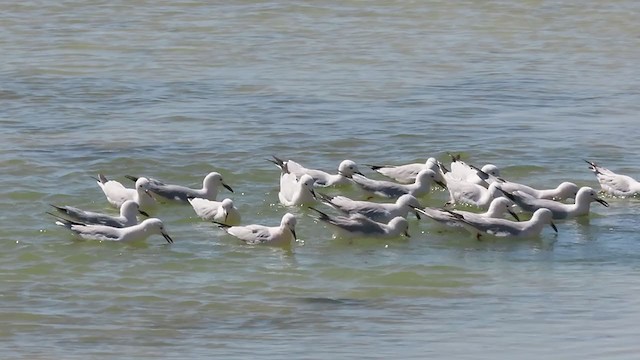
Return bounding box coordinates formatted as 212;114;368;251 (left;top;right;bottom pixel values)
142;218;174;243
204;172;234;193
416;169;447;189
532;208;557;233
481;164;500;177
220;198;235;222
389;217;410;238
281;213;297;240
397;194;422;219
337;160;363;178
577;187;609;207
299;174;317;199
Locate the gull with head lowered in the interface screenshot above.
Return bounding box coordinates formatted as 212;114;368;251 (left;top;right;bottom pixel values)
310;207;410;239
216;213;297;247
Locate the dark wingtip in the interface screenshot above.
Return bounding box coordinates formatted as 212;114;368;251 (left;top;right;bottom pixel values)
212;220;232;230
124;175;138;183
308;207;331;221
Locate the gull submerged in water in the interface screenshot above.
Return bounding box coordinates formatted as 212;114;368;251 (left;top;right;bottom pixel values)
310;207;410;239
365;157;445;184
216;213;297;247
268;156;363;187
443;208;558;240
502;186;609;219
50;216;173;243
352;169;446;199
317;193;422;223
125;172;233;202
188;197;241;225
94;174;157;211
585;160;640;197
49;199;147;228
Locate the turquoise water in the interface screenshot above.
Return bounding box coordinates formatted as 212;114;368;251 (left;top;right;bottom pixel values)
2;1;640;358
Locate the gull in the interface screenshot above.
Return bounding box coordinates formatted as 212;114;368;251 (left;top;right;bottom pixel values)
124;172;233;202
310;207;410;239
585;160;640;197
496;181;579;200
188;197;241;225
445;208;558;240
502;186;609;219
50;216;173;243
448;154;500;186
215;213;297;247
444;174;504;208
49;199;148;228
351;169;446;199
268;156;363;187
364;157;445;184
318;193;422;222
94;174;156;211
279;172;317;207
416;197;520;230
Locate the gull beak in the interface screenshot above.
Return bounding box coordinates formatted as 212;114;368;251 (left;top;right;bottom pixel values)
223;209;229;223
291;228;298;241
508;209;520;221
162;231;174;244
223;183;234;193
550;222;558;233
414;210;421;220
138;210;150;217
144;189;154;199
310;188;317;200
435;180;447;190
404;230;411;238
595;197;609;207
354;170;365;177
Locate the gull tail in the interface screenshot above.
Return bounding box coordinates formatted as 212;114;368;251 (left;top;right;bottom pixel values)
448;153;462;162
584;159;601;174
47;212;85;228
267;155;288;173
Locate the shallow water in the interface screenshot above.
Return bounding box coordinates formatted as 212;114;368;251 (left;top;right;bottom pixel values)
2;0;640;358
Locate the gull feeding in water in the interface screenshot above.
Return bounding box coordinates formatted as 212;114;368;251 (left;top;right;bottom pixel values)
585;160;640;197
49;216;174;244
501;186;609;219
317;193;422;223
49;199;147;228
310;207;410;239
188;197;241;225
364;157;445;184
440;208;558;240
124;172;233;203
268;156;363;187
351;169;446;199
94;174;156;211
215;213;297;247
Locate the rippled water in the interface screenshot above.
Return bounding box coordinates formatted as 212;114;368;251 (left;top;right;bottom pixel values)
2;1;640;358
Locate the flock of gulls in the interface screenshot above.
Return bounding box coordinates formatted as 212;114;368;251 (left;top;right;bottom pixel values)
47;156;637;247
